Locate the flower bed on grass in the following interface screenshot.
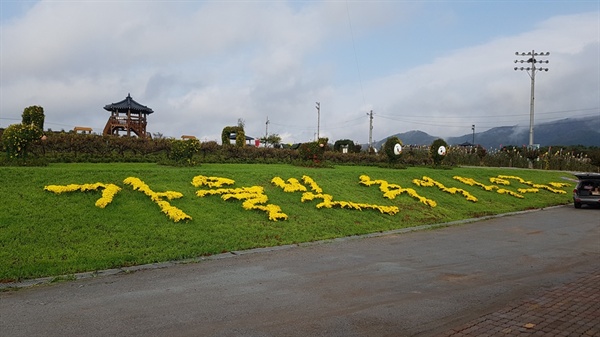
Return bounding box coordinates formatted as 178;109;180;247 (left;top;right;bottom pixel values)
44;173;569;223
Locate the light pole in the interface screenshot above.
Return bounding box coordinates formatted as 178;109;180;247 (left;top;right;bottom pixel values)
514;50;549;148
265;116;269;148
315;102;320;141
471;124;475;145
367;110;373;152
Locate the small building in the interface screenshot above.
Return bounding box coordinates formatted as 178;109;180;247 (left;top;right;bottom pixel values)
73;126;93;134
229;133;257;146
102;93;153;137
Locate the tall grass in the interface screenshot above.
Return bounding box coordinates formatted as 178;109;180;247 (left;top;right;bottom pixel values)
0;163;574;282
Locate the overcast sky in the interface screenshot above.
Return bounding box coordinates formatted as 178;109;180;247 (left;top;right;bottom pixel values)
1;1;599;145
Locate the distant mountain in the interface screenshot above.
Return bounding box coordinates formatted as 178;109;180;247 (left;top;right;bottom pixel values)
389;130;438;146
372;116;600;150
448;116;600;149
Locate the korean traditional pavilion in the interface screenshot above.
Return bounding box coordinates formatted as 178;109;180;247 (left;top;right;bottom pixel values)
102;93;153;137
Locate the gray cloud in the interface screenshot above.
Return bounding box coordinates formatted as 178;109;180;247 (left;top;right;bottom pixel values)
1;2;598;146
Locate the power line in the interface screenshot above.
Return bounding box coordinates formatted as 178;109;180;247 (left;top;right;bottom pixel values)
270;113;366;130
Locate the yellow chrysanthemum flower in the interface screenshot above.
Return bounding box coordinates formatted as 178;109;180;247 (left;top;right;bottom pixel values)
44;182;122;208
489;177;510;185
302;175;323;193
196;175;287;221
124;177;191;222
360;175;437;207
191;175;235;188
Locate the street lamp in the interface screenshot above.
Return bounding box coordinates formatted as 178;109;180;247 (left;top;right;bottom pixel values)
315;102;320;141
471;124;475;145
514;50;549;149
367;110;374;152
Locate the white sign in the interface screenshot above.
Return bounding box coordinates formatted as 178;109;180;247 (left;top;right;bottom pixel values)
437;146;447;156
394;143;402;155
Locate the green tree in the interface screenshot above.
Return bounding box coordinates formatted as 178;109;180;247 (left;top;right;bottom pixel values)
22;105;45;130
260;133;282;148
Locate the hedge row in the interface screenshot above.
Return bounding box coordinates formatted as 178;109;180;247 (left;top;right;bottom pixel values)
1;131;598;172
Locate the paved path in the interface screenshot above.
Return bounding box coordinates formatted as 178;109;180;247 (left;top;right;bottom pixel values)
1;206;598;336
437;269;599;336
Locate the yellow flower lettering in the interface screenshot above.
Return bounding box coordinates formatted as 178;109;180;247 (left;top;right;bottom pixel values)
194;175;287;221
123;177;191;222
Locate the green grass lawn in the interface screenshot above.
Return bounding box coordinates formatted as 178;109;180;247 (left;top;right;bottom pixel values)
0;163;575;282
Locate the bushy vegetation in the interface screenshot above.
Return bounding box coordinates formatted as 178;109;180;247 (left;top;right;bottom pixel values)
21;105;45;129
166;138;201;166
333;139;361;153
297;138;329;166
445;144;599;172
221;125;245;147
1;106;45;160
430;138;449;166
383;136;403;164
0;129;598;172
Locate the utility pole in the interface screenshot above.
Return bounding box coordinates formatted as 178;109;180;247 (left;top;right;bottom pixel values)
367;110;374;152
265;117;269;148
514;50;549;149
471;124;475;145
315;102;320;140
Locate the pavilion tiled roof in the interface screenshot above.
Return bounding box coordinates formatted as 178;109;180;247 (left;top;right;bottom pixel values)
103;93;154;114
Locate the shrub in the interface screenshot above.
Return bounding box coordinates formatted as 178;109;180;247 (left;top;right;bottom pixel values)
2;122;43;159
1;105;45;160
333;139;358;153
22;106;45;130
221;126;245;147
476;145;487;163
168;138;201;165
298;138;329;164
383;136;403;163
402;146;431;166
430;138;448;166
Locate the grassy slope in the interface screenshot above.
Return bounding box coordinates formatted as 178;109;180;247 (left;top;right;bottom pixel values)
0;163;574;281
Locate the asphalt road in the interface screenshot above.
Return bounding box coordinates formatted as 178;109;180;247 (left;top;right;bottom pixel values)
1;206;598;337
